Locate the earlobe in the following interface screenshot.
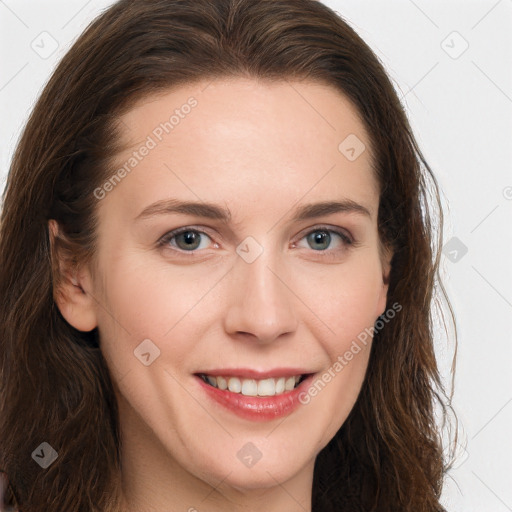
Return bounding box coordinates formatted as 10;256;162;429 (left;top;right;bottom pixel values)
377;245;393;317
49;220;98;332
381;243;393;285
376;281;389;318
54;288;98;332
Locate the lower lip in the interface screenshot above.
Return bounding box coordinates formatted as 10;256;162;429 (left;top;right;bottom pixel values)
196;375;314;422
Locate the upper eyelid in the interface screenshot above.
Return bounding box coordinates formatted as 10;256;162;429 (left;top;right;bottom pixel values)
302;224;353;239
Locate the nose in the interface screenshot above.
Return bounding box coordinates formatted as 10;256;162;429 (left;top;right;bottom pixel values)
223;246;298;344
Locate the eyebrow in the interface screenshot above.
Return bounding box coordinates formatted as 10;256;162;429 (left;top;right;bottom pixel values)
135;198;372;223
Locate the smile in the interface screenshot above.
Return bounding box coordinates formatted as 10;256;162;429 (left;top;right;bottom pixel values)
195;369;316;421
198;374;306;397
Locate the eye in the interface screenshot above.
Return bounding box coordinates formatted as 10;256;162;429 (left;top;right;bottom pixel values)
157;225;355;256
158;227;215;252
295;226;354;253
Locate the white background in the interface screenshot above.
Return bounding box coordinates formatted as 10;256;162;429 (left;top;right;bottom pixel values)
1;1;511;510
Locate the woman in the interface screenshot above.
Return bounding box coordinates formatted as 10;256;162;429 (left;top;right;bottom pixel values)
0;0;458;510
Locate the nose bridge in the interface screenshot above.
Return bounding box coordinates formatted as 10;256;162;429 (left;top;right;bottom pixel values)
223;236;298;342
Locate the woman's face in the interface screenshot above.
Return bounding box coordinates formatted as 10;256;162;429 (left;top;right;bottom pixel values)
69;78;390;505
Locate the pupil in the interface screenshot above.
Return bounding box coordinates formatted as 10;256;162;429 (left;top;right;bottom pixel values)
179;231;200;250
310;231;330;250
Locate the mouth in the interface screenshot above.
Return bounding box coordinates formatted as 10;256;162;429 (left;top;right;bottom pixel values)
197;373;309;397
194;369;315;421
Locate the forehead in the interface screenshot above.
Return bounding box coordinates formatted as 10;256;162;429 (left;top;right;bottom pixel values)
107;78;378;222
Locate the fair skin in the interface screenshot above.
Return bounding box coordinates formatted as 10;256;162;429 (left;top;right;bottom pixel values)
52;78;391;512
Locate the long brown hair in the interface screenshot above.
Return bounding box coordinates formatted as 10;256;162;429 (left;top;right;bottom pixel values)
0;0;458;510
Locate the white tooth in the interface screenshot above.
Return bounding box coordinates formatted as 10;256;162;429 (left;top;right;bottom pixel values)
241;379;258;396
217;376;228;390
228;377;242;393
257;378;276;396
284;376;295;391
206;376;217;387
275;377;285;394
294;375;301;384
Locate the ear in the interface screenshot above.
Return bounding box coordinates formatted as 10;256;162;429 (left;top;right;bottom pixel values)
48;220;98;332
376;243;393;317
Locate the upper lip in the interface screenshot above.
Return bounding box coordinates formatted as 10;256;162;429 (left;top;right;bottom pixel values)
195;368;314;379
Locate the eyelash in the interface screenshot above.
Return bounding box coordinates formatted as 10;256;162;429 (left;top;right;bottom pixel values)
157;225;356;259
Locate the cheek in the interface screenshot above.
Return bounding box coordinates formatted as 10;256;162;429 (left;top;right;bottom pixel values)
92;250;229;382
300;256;384;346
95;251;214;332
92;256;182;378
295;264;380;444
291;255;382;427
